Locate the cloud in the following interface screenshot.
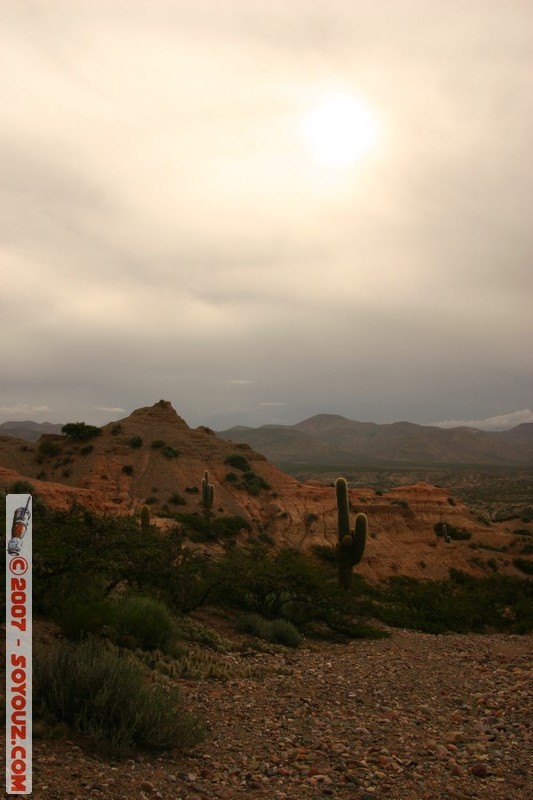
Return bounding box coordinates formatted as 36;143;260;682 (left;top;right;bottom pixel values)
0;404;50;416
0;2;531;431
432;409;533;432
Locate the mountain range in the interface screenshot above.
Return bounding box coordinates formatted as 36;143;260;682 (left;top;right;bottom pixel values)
0;420;64;442
2;413;533;466
218;414;533;467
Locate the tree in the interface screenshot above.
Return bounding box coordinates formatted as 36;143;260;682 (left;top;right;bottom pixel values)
61;422;102;441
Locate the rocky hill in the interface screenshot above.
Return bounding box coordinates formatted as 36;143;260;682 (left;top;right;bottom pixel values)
218;414;533;466
1;400;532;582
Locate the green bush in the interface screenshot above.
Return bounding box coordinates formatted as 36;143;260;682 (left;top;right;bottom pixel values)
238;613;302;647
38;440;61;458
54;593;112;640
109;595;176;651
129;436;143;448
268;618;303;647
209;546;372;641
7;480;35;495
224;453;250;471
311;544;337;564
168;492;186;506
62;422;102;441
514;558;533;575
161;445;179;459
34;637;204;756
368;573;533;634
176;513;251;542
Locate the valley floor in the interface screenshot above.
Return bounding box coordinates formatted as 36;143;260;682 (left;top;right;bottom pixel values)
13;625;532;800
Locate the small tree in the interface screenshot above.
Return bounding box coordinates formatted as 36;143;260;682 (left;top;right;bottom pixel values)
62;422;102;441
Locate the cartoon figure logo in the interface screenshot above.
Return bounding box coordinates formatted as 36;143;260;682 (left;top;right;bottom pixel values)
7;496;31;555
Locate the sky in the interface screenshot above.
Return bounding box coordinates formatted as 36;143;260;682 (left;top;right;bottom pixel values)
1;0;532;433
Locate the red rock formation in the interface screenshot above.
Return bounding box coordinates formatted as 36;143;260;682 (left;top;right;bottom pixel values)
1;402;529;581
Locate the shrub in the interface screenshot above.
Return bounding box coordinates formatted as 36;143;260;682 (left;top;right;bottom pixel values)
62;422;102;441
177;513;251;543
122;465;134;475
369;573;533;634
34;637;204;756
513;558;533;575
129;436;143;448
224;453;250;471
111;423;122;435
38;440;61;458
238;613;302;647
161;445;179;459
54;593;112;640
268;618;303;647
311;544;337;564
240;470;271;496
109;595;176;651
7;480;35;495
80;445;93;456
168;492;186;506
151;440;165;449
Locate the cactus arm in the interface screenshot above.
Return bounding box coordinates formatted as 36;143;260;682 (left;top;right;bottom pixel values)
335;477;350;539
351;513;367;565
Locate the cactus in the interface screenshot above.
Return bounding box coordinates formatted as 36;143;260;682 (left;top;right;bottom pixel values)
140;504;151;531
201;469;214;520
335;477;367;589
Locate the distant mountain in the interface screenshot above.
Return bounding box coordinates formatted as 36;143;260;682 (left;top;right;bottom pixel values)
218;414;533;466
0;420;64;442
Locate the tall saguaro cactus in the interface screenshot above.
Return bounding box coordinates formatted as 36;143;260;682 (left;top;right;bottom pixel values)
336;477;367;589
202;469;214;521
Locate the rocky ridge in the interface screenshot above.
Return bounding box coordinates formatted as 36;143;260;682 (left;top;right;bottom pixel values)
1;401;532;581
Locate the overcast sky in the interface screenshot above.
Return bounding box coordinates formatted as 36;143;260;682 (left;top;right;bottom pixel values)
1;0;532;432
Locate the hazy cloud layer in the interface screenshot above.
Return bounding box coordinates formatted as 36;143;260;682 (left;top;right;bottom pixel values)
1;1;531;429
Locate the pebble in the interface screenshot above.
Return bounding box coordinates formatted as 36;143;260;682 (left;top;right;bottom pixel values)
29;629;532;800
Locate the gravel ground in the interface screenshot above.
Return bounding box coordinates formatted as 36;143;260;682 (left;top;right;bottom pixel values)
8;629;532;800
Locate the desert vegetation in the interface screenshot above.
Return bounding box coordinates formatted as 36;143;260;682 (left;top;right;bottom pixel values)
1;482;532;761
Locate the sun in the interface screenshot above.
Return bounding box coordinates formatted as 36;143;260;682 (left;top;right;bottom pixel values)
301;91;379;169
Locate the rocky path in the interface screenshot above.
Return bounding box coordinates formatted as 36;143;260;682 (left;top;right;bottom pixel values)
20;630;533;799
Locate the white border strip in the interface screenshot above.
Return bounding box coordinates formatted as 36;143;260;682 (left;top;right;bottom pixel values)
5;494;32;795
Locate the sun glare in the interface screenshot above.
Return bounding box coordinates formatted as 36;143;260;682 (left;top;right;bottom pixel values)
301;92;379;169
